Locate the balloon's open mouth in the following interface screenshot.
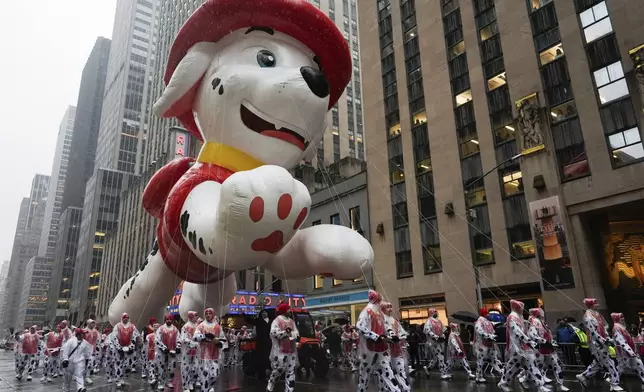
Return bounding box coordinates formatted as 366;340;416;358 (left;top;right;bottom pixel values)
240;102;308;151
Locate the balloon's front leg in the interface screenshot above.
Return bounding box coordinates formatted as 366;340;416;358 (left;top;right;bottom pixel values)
108;244;178;326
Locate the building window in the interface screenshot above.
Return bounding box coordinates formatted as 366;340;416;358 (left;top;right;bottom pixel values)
539;43;564;65
551;118;590;180
465;187;487;208
313;275;324;289
608;128;644;166
527;0;553;11
471;204;494;265
503;196;535;259
312;220;321;226
455;89;473;106
349;207;362;232
395;226;413;278
501;169;524;197
593;61;628;104
579;1;612;44
550;100;578;124
389;123;402;138
330;213;341;225
494;123;516;144
449;41;466;59
479;21;499;41
420;218;441;273
237;270;246;290
487;72;507;91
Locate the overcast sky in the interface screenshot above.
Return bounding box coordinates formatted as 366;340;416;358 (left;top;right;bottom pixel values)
0;1;116;261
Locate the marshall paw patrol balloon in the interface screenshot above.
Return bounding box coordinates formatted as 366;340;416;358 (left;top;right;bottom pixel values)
108;0;374;325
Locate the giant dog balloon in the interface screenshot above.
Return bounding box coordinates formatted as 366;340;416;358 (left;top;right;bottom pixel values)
108;0;374;325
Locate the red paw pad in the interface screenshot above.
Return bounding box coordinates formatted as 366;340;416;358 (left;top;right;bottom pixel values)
249;196;264;222
251;230;285;254
277;194;293;220
293;208;308;230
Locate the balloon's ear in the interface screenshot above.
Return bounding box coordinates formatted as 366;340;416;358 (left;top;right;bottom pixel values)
152;42;218;118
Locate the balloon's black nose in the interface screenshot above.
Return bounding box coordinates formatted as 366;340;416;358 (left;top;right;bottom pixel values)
300;66;330;98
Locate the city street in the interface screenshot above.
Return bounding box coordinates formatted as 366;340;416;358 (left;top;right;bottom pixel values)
0;351;642;392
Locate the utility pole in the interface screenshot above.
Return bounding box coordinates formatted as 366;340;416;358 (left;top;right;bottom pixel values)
464;153;522;309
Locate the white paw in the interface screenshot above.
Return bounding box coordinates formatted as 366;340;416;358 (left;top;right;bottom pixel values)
215;165;310;267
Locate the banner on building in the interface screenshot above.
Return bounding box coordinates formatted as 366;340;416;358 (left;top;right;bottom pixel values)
528;196;575;290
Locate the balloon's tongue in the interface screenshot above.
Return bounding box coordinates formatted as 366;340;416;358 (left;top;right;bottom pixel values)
260;130;305;151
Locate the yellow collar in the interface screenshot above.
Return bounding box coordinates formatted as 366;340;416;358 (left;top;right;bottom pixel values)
197;142;264;172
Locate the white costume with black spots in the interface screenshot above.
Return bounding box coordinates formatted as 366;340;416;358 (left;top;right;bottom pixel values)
61;334;93;392
356;291;400;392
578;298;620;389
16;329;41;379
155;321;181;388
498;300;546;392
382;302;410;392
473;313;502;381
267;312;300;392
42;330;64;381
446;323;475;378
181;314;199;390
84;323;102;376
423;308;448;378
106;315;140;387
193;310;227;392
341;327;359;371
611;313;644;384
13;332;24;375
527;308;568;390
142;329;157;382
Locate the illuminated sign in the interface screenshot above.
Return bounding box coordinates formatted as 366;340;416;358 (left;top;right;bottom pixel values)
171;127;190;159
166;286;306;315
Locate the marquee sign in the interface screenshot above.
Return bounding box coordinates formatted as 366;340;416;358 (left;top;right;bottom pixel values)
167;285;306;315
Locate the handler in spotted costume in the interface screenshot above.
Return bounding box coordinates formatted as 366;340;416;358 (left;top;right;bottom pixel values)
194;308;227;392
142;322;159;384
576;298;623;391
155;315;181;390
15;326;41;381
423;307;448;379
106;312;140;388
41;324;64;383
473;308;502;383
356;290;400;392
446;323;475;379
497;300;548;392
84;319;102;381
611;313;644;386
181;311;200;390
527;308;569;391
381;301;410;392
267;302;300;392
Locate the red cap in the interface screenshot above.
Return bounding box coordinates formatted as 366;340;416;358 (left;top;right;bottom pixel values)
165;315;174;321
276;302;291;315
368;290;382;304
479;308;488;317
611;313;623;323
149;317;157;324
583;298;598;308
162;0;351;140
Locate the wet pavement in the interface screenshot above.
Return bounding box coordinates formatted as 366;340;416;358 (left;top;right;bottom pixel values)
0;350;641;391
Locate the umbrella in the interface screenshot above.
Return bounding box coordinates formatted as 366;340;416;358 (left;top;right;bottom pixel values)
334;317;349;325
451;311;478;323
488;312;505;323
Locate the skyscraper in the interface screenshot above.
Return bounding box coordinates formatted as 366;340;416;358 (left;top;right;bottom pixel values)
39;106;76;259
0;260;10;323
17;257;53;329
94;0;158;174
61;37;111;212
2;175;49;331
359;0;644;322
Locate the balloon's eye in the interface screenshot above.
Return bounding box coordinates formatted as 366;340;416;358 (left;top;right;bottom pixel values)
257;50;276;68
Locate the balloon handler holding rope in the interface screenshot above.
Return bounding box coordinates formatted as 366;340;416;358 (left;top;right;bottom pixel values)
108;0;373;326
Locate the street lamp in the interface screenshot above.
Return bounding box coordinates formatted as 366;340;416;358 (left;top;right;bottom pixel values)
464;153;522;308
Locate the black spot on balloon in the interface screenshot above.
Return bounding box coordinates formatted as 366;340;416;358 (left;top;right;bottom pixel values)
211;77;221;90
150;239;159;256
198;238;207;255
208;247;213;254
180;211;190;237
140;257;149;271
218;85;224;95
188;231;197;249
